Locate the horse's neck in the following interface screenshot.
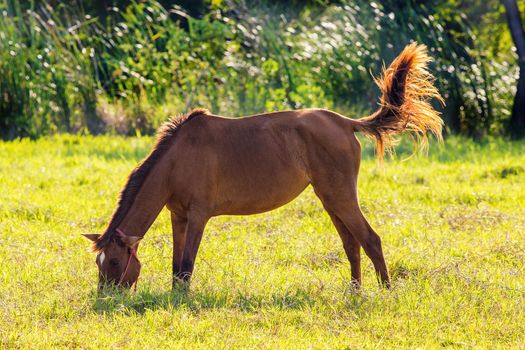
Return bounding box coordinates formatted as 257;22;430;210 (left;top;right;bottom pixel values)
118;161;172;237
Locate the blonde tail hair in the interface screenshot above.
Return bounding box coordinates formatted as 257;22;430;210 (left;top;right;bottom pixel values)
353;43;444;159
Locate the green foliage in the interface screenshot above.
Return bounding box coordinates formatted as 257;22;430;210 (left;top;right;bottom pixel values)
0;1;104;138
0;0;519;138
1;135;524;347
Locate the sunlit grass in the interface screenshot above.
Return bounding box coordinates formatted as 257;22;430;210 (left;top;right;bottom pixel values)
0;135;524;348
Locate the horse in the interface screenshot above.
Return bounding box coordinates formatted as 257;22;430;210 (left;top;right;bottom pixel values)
83;43;443;291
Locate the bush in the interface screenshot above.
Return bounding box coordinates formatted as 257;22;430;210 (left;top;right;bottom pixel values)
0;0;518;139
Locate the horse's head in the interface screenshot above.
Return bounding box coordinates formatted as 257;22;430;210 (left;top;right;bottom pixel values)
83;231;142;291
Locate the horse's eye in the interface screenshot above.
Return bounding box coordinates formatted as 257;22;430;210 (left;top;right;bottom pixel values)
109;258;119;267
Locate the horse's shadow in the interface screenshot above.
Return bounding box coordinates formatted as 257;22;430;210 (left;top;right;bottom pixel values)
91;284;324;315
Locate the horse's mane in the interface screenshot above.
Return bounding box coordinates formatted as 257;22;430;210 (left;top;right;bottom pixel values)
92;108;209;252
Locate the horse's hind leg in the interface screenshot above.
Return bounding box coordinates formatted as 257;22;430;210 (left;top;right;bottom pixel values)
313;182;390;288
349;211;390;288
326;199;390;287
325;211;362;287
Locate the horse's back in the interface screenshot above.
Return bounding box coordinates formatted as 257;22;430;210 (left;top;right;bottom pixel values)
166;109;359;216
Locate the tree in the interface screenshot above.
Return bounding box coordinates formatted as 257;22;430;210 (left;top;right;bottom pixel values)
503;0;525;137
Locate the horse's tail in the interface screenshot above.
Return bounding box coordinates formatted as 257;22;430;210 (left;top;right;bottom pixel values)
352;43;444;159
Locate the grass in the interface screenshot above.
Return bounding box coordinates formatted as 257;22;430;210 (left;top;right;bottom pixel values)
0;134;524;348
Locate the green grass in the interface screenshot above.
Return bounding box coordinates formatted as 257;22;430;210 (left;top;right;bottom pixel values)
1;135;524;348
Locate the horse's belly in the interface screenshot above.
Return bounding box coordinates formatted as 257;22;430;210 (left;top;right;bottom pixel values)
213;167;310;215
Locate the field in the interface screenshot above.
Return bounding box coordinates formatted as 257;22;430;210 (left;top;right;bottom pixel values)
1;134;524;348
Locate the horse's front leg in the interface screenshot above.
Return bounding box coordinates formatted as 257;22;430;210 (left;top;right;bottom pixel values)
171;212;188;288
178;212;209;283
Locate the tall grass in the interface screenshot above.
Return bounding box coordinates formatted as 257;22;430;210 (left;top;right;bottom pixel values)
0;0;518;139
270;0;517;136
0;1;101;138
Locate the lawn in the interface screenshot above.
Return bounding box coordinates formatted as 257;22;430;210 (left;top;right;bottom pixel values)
0;135;524;349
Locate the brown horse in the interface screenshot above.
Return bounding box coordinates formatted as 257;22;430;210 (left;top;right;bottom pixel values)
84;43;443;291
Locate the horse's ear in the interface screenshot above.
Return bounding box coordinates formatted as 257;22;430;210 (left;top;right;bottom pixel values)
83;234;100;242
120;235;142;248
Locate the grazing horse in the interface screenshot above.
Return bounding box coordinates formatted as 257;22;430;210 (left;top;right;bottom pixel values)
84;43;443;291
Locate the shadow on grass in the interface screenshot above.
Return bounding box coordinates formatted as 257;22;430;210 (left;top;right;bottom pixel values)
92;283;320;315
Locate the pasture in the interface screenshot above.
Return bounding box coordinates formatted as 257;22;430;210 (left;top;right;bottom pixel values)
1;135;524;348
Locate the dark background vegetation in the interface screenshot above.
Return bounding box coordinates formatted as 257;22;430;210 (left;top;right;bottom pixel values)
0;0;524;139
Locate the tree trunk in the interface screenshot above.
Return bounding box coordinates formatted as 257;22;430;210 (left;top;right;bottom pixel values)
503;0;525;137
